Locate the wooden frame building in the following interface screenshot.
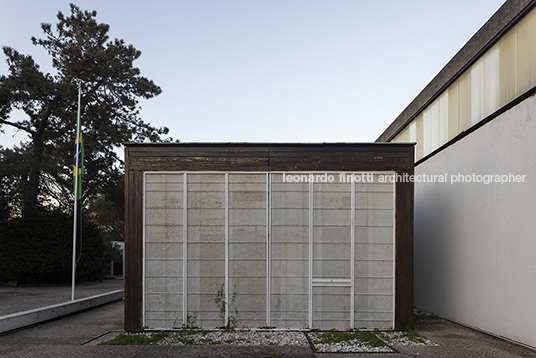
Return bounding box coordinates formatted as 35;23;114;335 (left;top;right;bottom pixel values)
124;143;414;332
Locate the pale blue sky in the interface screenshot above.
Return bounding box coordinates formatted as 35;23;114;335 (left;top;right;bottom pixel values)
0;0;505;147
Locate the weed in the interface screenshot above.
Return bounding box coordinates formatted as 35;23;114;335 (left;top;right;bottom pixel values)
414;310;442;321
312;331;386;348
401;330;426;344
99;332;169;345
183;312;198;329
214;282;240;330
378;329;428;345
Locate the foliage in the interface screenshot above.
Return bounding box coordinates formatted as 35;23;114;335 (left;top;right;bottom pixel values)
0;3;171;218
214;282;240;331
86;194;124;242
0;145;27;221
0;209;119;283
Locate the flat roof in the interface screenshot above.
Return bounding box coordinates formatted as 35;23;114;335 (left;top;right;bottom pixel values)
125;142;416;147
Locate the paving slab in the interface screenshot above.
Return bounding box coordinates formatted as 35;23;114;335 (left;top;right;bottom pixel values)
0;280;124;316
1;299;536;358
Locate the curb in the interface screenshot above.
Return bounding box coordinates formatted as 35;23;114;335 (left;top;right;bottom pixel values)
0;290;124;334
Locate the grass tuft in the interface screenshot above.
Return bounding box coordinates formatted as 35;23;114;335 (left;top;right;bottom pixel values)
414;310;442;321
99;332;169;345
312;331;386;347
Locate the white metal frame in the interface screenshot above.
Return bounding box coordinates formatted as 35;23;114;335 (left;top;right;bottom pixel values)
224;173;229;325
182;173;188;325
266;173;271;327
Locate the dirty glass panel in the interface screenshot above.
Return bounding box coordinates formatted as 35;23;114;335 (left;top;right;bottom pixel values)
228;173;267;328
144;173;184;328
270;173;309;328
354;173;394;329
187;173;225;328
312;181;352;329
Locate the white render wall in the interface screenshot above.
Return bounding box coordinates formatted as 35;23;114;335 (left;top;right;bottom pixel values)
414;95;536;349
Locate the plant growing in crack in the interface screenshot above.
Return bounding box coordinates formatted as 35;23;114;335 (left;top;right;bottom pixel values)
214;282;240;331
183;312;198;329
173;311;198;329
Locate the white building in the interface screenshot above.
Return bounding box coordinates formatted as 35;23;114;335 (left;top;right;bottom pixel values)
377;0;536;349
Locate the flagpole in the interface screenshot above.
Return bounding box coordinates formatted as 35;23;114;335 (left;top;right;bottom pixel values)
72;81;81;301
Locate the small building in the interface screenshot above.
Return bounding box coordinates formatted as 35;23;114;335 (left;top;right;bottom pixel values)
104;241;125;278
124;143;414;332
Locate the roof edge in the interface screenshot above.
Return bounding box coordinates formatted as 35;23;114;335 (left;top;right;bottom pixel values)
376;0;536;142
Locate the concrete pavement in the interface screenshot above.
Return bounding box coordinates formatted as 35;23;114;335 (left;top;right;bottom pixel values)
1;299;536;357
0;280;124;316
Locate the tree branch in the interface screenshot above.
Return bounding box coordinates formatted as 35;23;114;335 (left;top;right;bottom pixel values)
0;119;36;135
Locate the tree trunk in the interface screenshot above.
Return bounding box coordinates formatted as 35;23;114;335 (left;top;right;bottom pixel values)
22;135;44;216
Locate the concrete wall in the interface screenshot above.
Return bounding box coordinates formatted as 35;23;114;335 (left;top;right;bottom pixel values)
414;94;536;349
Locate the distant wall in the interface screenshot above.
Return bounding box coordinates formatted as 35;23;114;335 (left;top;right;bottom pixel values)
414;94;536;349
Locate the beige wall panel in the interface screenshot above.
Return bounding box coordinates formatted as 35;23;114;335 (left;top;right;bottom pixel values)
448;82;459;140
423;107;431;156
499;27;517;106
409;120;417;161
484;43;500;117
393;125;410;143
415;113;424;161
439;92;449;146
517;8;536;95
430;99;439;151
458;70;472;131
409;120;416;142
471;58;484;125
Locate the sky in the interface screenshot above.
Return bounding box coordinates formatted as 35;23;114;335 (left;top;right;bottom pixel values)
0;0;506;148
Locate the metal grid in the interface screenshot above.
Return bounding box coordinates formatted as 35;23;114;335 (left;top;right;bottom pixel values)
143;172;395;329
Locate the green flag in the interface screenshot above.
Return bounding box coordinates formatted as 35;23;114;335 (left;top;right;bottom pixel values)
74;119;84;200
